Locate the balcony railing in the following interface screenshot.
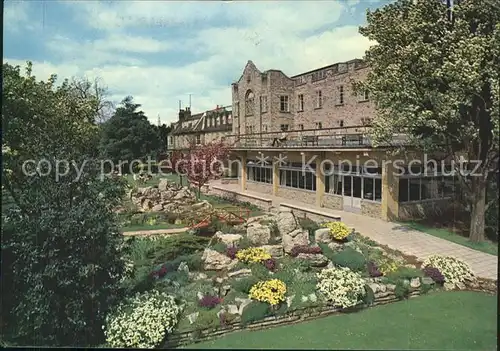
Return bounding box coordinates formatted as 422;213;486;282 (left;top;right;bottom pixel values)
222;126;408;149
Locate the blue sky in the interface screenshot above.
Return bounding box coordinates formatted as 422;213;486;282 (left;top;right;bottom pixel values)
4;0;389;124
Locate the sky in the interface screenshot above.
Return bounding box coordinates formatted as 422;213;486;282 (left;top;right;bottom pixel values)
3;0;390;125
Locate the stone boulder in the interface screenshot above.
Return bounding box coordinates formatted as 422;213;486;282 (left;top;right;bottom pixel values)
151;204;164;212
258;244;284;258
247;224;271;245
283;228;309;254
276;209;298;235
296;253;328;267
214;232;243;246
314;228;332;244
158;179;169;191
202;248;233;270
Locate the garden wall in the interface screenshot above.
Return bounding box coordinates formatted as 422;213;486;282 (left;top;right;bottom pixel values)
163;288;422;348
209;186;273;211
280;203;341;223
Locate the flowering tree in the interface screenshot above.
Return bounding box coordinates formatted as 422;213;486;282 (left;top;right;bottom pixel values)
168;150;187;186
354;0;499;242
183;139;231;198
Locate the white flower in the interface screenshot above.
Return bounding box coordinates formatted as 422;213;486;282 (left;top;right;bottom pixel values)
423;255;474;286
316;267;366;309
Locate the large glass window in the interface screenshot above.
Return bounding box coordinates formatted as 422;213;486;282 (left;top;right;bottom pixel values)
279;166;316;191
399;174;455;202
247;161;272;184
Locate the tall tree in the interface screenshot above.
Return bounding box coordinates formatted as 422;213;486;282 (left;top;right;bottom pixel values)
355;0;499;242
69;76;115;123
1;62;127;346
99;96;162;173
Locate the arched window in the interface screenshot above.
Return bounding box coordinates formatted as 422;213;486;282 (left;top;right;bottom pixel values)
245;90;254;116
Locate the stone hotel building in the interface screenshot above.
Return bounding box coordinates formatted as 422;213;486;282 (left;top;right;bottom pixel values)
211;59;457;222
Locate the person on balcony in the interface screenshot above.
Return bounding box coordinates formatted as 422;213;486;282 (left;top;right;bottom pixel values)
272;131;288;146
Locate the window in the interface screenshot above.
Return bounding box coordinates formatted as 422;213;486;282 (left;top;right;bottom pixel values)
209;118;213;127
312;70;326;82
196;135;201;144
260;96;268;113
339;120;344;127
280;95;289;112
263;125;268;132
297;94;304;111
245;90;255;115
399;175;456;203
316;90;323;108
233;85;238;94
279;165;316;191
235;102;240;116
298;124;304;130
338;86;344;105
214;117;218;127
188;123;192;128
363;90;369;101
316;122;322;129
247;162;272;184
280;124;289;131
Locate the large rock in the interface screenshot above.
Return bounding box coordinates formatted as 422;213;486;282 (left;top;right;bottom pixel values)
314;228;332;244
247;224;271;245
296;253;328;267
214;232;243;246
276;209;298;235
152;204;164;212
258;244;284;258
158;179;169;191
202;248;233;270
283;228;309;254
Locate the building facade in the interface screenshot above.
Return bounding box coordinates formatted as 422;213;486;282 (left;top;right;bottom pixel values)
231;59;374;136
168;105;233;151
215;59;456;222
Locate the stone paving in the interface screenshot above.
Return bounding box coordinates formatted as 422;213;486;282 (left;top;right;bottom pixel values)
209;181;498;280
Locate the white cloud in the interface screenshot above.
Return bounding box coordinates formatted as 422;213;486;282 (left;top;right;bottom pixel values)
4;0;32;33
5;0;377;125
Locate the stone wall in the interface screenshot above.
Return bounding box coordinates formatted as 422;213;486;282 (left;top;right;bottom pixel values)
246;181;273;194
209;186;272;211
164;288;422;348
398;199;453;220
361;200;382;219
322;193;343;210
277;187;316;205
221;178;239;185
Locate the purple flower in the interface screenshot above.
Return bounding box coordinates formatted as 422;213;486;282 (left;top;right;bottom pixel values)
263;258;277;272
290;245;322;257
423;266;445;284
226;246;238;259
198;295;222;309
367;261;382;277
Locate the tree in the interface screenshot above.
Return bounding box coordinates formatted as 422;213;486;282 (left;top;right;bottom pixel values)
1;62;128;346
182;140;231;197
355;0;499;242
99;96;163;173
69;76;115;123
169;150;187;186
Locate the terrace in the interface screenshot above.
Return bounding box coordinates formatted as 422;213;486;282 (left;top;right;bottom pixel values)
222;126;409;150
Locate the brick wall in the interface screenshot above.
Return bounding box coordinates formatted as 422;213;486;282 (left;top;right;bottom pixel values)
398;199;452;220
322;193;343;210
361;201;382;218
246;181;273;194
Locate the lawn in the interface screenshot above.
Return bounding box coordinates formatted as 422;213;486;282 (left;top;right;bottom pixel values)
186;291;497;350
401;221;498;256
121;223;186;232
124;173;183;188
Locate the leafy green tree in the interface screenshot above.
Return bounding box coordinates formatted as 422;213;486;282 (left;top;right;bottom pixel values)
99;96;163;172
355;0;499;242
1;61;128;346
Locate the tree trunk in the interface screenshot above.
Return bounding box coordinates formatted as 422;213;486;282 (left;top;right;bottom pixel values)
469;182;487;243
198;185;202;200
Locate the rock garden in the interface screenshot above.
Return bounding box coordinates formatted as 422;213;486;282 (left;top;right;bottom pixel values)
103;207;492;349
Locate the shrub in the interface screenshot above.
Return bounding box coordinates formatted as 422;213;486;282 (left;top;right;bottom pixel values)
241;301;270;325
385;266;424;281
321;221;351;241
422;266;445;284
232;276;260;294
317;242;336;261
422;255;474;286
367;261;383;277
198;295;223;309
298;217;320;242
193;310;220;330
250;262;272;280
104;290;182;348
237;237;253;249
378;260;399;275
290;245;322;257
394;280;410;299
249;279;287;306
363;284;375;305
211;242;227;254
236;247;271;263
226;246;239;259
149;234;210;264
263;258;277;272
316;267;366;308
331;247;367;272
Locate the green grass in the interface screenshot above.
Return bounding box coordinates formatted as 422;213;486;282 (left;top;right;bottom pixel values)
185;291;497;350
124;173;183;188
400;221;498;256
121;223;186;232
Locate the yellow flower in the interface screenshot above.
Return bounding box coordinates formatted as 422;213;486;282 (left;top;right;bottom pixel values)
321;221;351;241
235;248;271;263
249;279;287;306
379;261;398;275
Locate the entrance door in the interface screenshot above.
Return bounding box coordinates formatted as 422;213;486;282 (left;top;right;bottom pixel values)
342;175;362;213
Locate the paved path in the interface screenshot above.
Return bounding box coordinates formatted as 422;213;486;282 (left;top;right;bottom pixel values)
209;181;498;280
123;227;189;236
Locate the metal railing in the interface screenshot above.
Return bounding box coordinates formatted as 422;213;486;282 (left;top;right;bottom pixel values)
221;126;408;149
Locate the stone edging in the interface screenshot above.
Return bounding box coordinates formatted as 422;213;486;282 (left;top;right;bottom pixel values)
163;288;423;348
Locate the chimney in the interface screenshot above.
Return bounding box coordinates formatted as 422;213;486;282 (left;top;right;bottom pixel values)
178;108;185;121
185;107;191;118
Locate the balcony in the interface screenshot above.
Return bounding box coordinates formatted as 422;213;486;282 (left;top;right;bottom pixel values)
221;126;408;150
